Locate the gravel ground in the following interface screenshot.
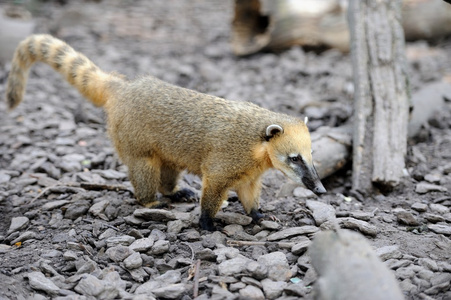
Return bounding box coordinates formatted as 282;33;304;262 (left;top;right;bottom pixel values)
0;1;450;299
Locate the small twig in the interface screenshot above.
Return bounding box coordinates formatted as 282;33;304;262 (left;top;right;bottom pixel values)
30;183;58;204
181;242;195;261
82;219;119;231
193;259;201;298
80;182;131;192
227;240;295;249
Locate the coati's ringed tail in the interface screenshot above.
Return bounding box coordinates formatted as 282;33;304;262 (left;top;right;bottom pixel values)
6;34;123;110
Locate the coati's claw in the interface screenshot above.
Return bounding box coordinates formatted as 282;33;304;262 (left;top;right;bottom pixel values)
250;209;279;223
143;200;170;209
199;211;216;231
166;188;198;203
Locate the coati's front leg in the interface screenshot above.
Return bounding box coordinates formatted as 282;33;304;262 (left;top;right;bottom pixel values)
199;177;230;231
127;157;163;207
236;177;266;223
159;164;198;202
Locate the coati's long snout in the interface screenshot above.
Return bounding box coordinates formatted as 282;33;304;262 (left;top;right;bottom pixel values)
300;163;326;195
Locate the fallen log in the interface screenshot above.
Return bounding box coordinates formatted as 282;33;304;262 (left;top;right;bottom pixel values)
309;230;404;300
231;0;451;55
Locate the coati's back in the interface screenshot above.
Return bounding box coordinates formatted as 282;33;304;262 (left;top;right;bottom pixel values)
109;76;300;174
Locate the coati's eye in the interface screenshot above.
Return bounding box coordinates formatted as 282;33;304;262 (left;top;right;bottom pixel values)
289;155;301;163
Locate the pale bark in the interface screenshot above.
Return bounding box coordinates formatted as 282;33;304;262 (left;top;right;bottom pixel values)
348;0;409;192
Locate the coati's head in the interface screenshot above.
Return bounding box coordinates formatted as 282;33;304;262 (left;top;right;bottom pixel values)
264;118;326;195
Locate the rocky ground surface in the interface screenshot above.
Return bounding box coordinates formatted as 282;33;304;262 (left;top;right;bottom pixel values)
0;1;451;299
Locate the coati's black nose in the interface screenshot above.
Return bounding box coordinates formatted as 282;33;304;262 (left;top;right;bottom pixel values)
313;185;326;195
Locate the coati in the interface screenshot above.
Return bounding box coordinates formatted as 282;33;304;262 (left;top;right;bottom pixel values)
5;34;326;231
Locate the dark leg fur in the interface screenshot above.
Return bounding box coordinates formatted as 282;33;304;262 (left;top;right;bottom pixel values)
250;208;265;223
199;210;216;231
165;188;198;202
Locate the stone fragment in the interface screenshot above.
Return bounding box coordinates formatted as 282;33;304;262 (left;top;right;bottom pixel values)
214;247;240;263
338;218;378;237
260;220;281;230
266;226;318;241
291;237;311;255
211;285;235;299
418;258;439;272
246;261;268;280
106;235;136;247
11;231;37;245
218;256;253;276
349;211;373;221
261;279;287;300
129;238;154;252
415;182;447;194
123;252;143;270
89;200;109;217
293;187;316;198
41;200;70;211
105;245;133;262
429;203;449;214
154;270;182;284
195;248;217;261
151;283;188;299
375;245;402;261
239;285;265;300
424;173;441;184
396;211;420;226
74;274;118;299
8;216;29;234
411;202;428;212
64;202;90;220
167;220;187;234
63;250;78;261
257;252;292;281
428;224;451;235
151;240;170;255
28;271;60;295
133;208;176;221
215;211;253;226
306;200;336;226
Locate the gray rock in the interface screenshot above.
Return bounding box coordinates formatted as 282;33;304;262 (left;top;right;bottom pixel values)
215;211;253;226
239;285;265;300
261;279;287;300
64;202;90;220
241;276;262;288
415;182;448;194
260;220;281;230
11;231;37;245
28;271;60;295
151;283;188;299
395;266;416;280
135;281;161;294
74;274;118;299
424;281;450;295
129;238;155;252
218;256;253;276
106;235;136;247
349;211;373;221
89;200;109;217
309;230;404;300
41;200;70;211
105;245;133;262
424;213;445;223
8;216;29;234
306;200;336;226
396;211;420;226
291;237;311;255
411;202;428;212
155;270;182;284
429;203;450;214
418;258;439;272
211;284;235;299
167;220;187;234
229;282;247;292
246;261;268;280
151;240;170;255
0;172;11;184
128;267;149;283
123;252;143;270
428;224;451;235
99;228;117;240
257;252;292;281
133;208;176;221
63;250;78;261
338;217;378;237
266;226;318;241
93;169;127;180
195;248;217;261
214;247;240;263
375;245;402;261
293;186;316;198
424;173;441;184
124;215;146;226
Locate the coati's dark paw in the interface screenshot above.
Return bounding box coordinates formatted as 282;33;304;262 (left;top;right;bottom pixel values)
250;209;279;223
199;212;216;231
166;188;198;203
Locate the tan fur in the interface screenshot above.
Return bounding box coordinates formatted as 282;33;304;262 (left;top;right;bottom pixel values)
6;34;322;230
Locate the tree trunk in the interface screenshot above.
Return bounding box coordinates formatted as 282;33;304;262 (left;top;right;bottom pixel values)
348;0;409;193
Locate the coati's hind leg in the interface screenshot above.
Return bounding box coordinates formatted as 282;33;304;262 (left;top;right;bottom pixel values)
159;163;198;202
236;178;266;223
128;157;166;208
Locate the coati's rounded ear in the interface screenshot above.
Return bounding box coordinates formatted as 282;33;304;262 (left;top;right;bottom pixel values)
265;124;284;140
304;116;308;125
